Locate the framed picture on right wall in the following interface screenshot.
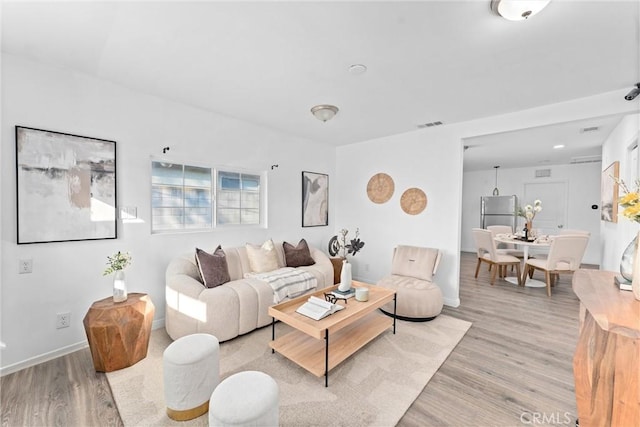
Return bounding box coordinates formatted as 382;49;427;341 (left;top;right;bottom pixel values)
301;171;328;227
601;161;620;222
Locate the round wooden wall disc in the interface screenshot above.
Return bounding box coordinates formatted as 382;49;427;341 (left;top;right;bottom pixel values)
400;188;427;215
367;173;394;204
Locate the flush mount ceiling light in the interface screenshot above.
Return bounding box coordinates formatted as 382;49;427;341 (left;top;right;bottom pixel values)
348;64;367;75
490;0;551;21
311;104;339;122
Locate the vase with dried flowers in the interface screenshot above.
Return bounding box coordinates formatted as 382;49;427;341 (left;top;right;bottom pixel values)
517;199;543;235
104;251;132;303
328;228;364;292
615;179;640;300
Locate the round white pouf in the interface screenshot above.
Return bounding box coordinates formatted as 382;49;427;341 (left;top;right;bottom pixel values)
209;371;279;427
163;333;220;421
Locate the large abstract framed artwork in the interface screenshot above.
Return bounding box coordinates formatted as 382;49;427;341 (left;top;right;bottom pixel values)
16;126;117;244
601;161;619;223
302;171;328;227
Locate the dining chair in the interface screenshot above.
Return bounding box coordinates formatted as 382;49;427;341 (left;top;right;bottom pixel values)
559;229;591;236
486;225;525;258
472;228;522;286
522;234;589;296
528;229;590;273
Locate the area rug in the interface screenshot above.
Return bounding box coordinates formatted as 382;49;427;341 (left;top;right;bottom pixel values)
107;314;471;427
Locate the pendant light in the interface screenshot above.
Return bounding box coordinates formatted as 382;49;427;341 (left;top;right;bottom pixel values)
493;166;500;196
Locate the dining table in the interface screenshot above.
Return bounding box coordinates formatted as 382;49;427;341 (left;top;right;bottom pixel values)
494;234;552;288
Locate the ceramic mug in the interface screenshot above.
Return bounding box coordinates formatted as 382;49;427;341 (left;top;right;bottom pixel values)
355;287;369;302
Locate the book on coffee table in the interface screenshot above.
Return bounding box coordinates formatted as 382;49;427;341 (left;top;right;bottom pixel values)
614;275;633;291
332;288;356;298
296;296;344;320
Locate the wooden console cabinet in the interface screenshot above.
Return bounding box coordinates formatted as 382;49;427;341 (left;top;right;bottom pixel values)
572;270;639;427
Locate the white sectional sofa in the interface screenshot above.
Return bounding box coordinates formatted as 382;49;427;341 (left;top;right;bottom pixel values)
165;242;333;342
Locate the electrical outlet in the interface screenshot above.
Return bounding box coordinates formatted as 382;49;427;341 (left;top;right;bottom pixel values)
19;259;33;274
56;312;70;329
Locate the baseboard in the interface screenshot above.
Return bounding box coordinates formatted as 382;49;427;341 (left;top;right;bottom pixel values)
152;317;165;331
0;341;89;377
443;296;461;308
0;317;166;377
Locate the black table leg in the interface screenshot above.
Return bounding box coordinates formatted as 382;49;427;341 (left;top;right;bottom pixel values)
393;293;397;334
271;317;275;354
324;329;329;387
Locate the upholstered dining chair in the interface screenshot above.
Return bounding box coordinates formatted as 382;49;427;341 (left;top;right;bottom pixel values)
559;229;591;236
472;228;522;286
526;230;590;278
522;234;589;296
487;225;525;258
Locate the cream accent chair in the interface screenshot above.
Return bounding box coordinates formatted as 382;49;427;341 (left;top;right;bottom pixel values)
377;245;444;321
523;234;589;297
472;228;522;286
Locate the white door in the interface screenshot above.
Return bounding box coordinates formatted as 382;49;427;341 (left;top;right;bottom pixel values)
523;181;568;235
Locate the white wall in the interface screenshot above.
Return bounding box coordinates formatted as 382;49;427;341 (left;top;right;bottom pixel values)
0;54;336;373
600;114;640;273
336;129;463;307
461;163;603;264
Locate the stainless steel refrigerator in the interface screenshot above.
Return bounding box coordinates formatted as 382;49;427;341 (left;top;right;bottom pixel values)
480;195;518;230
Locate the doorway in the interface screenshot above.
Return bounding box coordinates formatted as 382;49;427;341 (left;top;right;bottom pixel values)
523;181;568;235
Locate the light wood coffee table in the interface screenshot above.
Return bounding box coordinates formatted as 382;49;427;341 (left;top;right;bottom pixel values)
268;281;396;387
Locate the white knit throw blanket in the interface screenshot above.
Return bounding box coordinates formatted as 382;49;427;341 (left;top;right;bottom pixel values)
245;267;317;303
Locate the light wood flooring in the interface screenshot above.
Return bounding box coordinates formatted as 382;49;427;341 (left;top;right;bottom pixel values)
1;252;585;426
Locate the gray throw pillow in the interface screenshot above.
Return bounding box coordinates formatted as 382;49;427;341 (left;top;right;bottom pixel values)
195;246;231;288
283;239;316;267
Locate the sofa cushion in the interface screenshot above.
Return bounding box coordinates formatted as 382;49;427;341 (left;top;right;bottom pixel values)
246;239;280;273
283;239;316;267
195;246;231;288
391;245;439;282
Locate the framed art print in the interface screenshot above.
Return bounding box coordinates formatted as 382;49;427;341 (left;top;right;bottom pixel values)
601;160;619;223
302;171;328;227
16;126;117;244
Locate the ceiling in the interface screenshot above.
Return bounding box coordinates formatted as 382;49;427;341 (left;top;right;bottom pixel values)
463;114;624;171
2;1;639;156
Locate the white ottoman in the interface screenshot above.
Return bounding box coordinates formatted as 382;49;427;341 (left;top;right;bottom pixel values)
209;371;279;427
163;333;220;421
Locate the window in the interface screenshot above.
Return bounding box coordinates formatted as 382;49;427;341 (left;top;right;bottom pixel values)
152;162;212;231
151;161;263;232
217;171;261;225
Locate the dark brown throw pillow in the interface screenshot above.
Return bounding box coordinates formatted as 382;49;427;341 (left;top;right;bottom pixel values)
195;246;231;288
283;239;316;268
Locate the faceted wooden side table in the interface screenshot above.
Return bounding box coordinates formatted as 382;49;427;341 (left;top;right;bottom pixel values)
83;293;155;372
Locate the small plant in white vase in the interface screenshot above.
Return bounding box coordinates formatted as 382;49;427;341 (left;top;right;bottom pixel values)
336;229;365;293
104;251;132;303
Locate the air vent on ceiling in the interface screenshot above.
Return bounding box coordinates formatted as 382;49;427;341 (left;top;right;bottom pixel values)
417;121;443;129
580;126;600;133
535;169;551;178
570;155;602;164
